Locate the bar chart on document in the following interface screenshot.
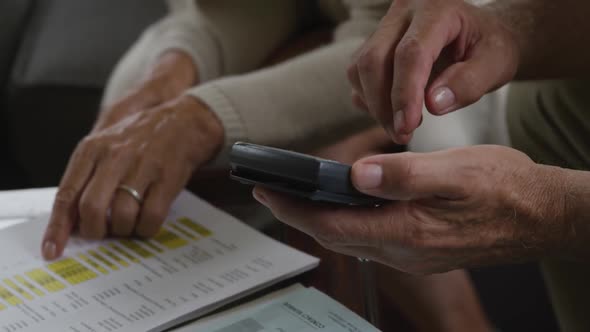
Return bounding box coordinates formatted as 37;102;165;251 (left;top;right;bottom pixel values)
0;191;318;332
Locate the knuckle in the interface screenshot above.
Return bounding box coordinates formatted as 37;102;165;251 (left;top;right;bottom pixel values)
75;136;103;159
79;198;103;221
394;37;425;63
137;206;167;237
357;48;387;73
112;204;137;227
110;144;142;163
145;157;165;176
390;84;411;110
53;187;78;210
458;71;485;104
106;144;126;160
78;135;99;151
487;31;513;54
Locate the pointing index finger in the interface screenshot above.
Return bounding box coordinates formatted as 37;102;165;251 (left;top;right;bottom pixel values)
42;142;98;260
391;7;461;137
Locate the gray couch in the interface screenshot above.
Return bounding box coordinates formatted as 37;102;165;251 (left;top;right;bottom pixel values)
0;0;166;188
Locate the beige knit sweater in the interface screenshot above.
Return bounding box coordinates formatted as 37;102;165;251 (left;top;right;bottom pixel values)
104;0;390;155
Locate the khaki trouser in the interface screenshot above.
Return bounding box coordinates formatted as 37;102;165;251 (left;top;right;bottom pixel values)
508;80;590;332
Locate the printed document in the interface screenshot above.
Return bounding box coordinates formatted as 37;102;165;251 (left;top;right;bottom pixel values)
0;190;318;331
176;284;381;332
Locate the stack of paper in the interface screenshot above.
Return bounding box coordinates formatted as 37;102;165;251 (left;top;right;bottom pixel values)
0;190;319;331
177;283;381;332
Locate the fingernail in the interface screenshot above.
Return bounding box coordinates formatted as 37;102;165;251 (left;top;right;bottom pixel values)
43;241;57;260
355;164;383;190
253;188;269;207
394;110;405;134
432;86;455;112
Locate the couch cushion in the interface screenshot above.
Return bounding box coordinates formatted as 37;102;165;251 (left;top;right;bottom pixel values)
4;0;167;186
0;0;33;87
11;0;166;88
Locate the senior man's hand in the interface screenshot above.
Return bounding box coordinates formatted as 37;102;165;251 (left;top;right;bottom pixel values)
253;146;570;274
348;0;519;143
41;95;223;260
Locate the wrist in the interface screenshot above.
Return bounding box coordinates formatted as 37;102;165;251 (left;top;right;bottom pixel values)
148;50;199;100
482;2;525;79
176;95;225;161
507;162;571;260
528;164;570;257
485;1;548;80
558;167;590;259
530;164;590;260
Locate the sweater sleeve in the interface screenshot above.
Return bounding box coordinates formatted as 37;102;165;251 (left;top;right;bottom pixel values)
187;38;376;155
145;0;300;83
186;1;387;156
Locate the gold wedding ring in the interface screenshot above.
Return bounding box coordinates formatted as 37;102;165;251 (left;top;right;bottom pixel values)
117;185;143;205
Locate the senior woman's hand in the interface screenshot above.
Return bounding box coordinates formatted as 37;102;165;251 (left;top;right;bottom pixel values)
41;95;223;260
98;50;198;130
253;145;570;274
348;0;519;143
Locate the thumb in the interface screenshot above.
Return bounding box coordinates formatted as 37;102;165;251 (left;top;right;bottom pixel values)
425;46;516;115
351;151;468;200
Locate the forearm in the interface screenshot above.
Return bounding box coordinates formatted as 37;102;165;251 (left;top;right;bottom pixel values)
487;0;590;79
187;39;376;155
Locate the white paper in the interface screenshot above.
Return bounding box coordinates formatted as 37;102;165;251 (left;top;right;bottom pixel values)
0;187;56;220
0;219;29;231
0;191;319;332
176;284;381;332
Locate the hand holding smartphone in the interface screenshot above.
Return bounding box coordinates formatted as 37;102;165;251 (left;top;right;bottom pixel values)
229;142;387;206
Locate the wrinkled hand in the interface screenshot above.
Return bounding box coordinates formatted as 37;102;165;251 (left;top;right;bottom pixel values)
42;95;223;260
98;50;198;129
348;0;519;143
254;146;569;274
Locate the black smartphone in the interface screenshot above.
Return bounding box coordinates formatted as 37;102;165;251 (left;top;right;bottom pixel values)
229;142;387;206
